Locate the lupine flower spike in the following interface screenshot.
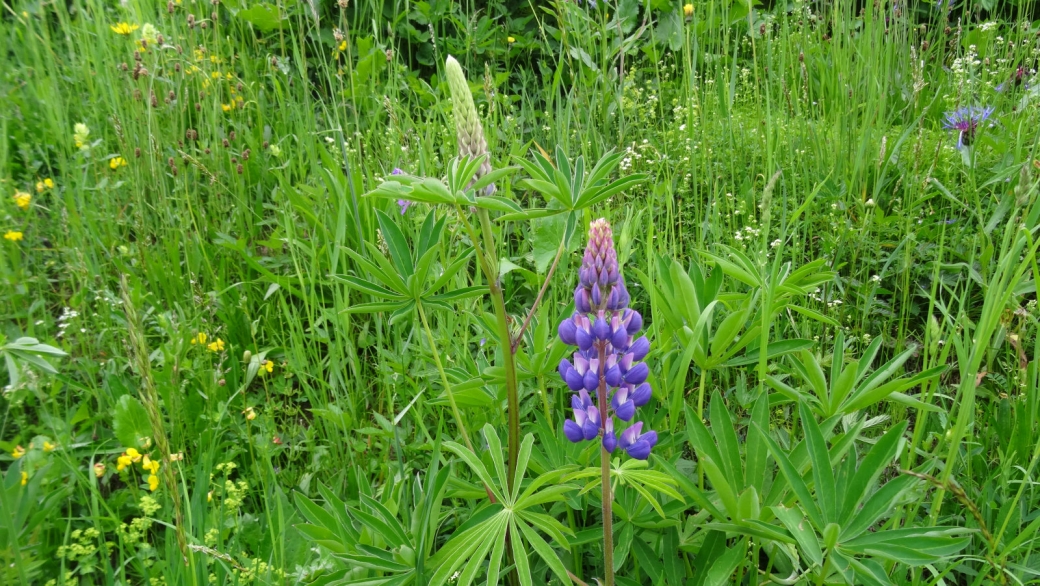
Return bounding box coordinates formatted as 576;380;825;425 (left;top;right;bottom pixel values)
559;219;656;460
445;56;494;195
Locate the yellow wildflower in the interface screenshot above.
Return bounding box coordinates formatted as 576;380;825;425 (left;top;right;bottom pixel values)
111;22;140;35
109;157;127;170
42;441;56;453
222;103;234;113
683;3;693;17
94;462;106;477
13;191;31;210
4;231;24;242
117;454;133;472
207;490;213;502
169;452;184;462
11;445;25;459
142;455;160;474
35;178;54;192
260;360;274;374
338;40;347;52
21;471;28;486
211;71;221;80
507;36;515;43
126;447;142;462
148;474;160;491
191;332;208;345
207;338;225;352
243;407;257;421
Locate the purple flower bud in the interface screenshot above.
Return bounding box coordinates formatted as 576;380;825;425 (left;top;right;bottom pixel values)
619;422;657;460
583;368;599;392
592;317;611;342
575;288;591;313
558;318;577;346
611;326;629;350
624;362;649;385
565;368;584;391
630;382;652;407
582;406;601;440
629;336;650;361
591;283;603;307
602;419;617;452
613;386;636;421
625;310;643;334
564;419;584;443
575;327;593;351
605;365;622;387
391;168;404;175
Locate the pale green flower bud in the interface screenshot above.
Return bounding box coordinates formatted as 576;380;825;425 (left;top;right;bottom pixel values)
445;55;493;194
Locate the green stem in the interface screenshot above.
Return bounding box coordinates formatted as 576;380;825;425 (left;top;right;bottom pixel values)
697;367;708;490
417;301;475;455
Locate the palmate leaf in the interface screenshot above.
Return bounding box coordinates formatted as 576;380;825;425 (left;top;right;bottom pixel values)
434;426;573;586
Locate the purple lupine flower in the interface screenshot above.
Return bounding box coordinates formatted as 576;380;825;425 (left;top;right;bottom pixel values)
943;106;993;149
391;168;412;214
559;218;655;460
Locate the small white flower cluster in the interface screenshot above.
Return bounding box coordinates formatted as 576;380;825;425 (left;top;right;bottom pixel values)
57;307;80;338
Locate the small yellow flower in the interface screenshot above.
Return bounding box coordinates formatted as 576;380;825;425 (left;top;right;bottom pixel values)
142;455;161;474
42;441;56;453
117;454;132;471
211;71;221;80
683;3;693;17
260;359;274;374
169;452;184;462
338;40;347;52
207;490;213;502
111;22;140;35
94;462;106;477
109;157;127;170
125;447;142;462
191;332;208;345
13;191;31;210
207;338;225;352
4;231;24;242
35;178;53;193
222;103;233;113
243;407;257;421
21;471;28;486
507;36;515;43
148;474;160;491
11;445;25;459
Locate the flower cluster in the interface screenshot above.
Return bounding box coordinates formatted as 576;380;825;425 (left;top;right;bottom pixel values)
943;106;993;150
116;447;161;491
558;219;657;459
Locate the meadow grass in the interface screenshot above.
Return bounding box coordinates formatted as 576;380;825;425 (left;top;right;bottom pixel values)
2;0;1040;584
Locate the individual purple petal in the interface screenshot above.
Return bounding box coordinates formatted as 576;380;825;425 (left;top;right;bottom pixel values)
582;407;601;440
619;422;643;448
630;382;652;407
629;336;650;361
602;419;617;452
583;368;599;392
626;439;653;460
625;310;643;334
615;398;635;421
397;200;412;215
575;327;593;351
575;288;592;313
558;359;572;379
564;420;584;443
558;319;578;345
591;283;603;307
592;317;611;342
565;368;585;391
605;365;622;388
624;362;648;385
611;326;629;350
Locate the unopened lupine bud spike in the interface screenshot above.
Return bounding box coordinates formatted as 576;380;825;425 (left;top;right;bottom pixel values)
445;56;494;195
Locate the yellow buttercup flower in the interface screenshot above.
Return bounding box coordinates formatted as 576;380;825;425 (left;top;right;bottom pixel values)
109;157;127;170
11;445;25;459
111;22;140;35
207;338;225;352
683;3;693;17
260;359;274;374
21;471;28;486
191;332;208;345
94;462;106;477
42;441;56;453
13;191;31;210
148;474;160;491
4;231;24;242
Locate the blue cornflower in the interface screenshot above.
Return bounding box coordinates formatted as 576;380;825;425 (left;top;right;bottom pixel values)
943;106;993;149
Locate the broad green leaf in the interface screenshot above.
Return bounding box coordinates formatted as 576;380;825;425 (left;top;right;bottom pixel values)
112;394;152;450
